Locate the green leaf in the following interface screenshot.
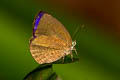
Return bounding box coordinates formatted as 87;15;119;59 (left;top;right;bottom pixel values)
24;64;59;80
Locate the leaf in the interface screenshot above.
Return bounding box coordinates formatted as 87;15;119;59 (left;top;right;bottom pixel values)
24;64;60;80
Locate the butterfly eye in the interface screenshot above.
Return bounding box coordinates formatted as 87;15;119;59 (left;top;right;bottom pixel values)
72;41;76;46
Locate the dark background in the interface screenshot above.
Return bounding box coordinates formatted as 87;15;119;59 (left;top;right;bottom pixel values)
0;0;120;80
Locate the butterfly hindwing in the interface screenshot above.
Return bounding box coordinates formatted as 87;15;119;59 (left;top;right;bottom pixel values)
30;44;64;64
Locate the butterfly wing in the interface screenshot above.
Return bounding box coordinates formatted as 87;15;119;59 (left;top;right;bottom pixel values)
33;11;72;47
30;44;64;64
31;35;67;49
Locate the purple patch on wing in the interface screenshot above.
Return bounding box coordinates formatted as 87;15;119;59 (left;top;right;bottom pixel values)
33;11;45;37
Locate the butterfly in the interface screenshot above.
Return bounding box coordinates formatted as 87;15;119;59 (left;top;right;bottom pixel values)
29;11;77;64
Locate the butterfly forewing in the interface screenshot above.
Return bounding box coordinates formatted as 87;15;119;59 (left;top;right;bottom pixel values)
33;12;72;47
31;35;67;49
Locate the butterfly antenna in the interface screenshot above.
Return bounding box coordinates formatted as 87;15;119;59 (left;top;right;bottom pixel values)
72;24;85;40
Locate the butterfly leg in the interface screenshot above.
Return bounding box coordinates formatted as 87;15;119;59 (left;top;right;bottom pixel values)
62;53;66;63
62;56;65;63
70;53;73;61
73;47;77;55
73;48;80;60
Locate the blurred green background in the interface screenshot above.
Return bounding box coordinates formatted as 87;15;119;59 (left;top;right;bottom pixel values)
0;0;120;80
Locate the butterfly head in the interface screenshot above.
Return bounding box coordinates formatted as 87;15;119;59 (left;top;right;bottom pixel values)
71;40;76;50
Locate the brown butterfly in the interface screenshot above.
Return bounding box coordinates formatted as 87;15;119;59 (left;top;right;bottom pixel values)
29;11;77;64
